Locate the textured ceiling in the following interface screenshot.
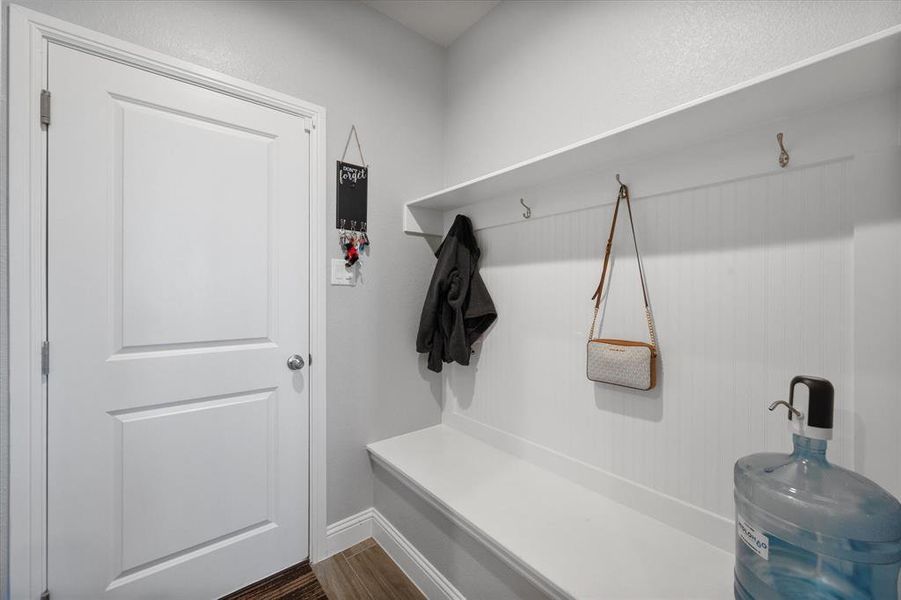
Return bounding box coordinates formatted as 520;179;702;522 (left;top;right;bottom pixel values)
362;0;500;47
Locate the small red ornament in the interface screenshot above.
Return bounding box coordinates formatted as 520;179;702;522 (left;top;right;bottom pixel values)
345;242;359;266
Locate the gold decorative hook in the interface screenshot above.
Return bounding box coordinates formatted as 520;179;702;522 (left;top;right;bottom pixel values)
520;198;531;219
777;132;790;168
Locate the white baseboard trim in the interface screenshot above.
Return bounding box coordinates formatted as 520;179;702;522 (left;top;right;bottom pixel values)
372;509;465;600
324;508;373;559
444;411;735;552
324;507;465;600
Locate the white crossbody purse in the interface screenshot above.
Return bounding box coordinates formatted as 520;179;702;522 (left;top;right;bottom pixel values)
587;181;658;390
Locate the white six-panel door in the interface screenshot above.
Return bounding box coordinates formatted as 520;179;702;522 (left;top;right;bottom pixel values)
47;42;310;598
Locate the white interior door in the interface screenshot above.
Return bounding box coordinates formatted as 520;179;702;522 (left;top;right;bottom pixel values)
46;42;310;599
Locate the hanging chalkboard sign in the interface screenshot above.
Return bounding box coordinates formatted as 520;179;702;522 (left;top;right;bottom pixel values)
336;161;368;229
336;125;368;230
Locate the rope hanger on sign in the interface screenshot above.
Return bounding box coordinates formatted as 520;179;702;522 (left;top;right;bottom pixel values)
341;124;367;167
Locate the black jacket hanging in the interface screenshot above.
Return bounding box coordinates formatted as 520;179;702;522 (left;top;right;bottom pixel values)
416;215;496;373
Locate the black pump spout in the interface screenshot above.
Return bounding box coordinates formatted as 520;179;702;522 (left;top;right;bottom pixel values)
788;375;834;430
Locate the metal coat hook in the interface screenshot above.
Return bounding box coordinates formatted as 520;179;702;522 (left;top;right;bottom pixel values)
616;174;629;197
777;132;790;168
520;198;531;219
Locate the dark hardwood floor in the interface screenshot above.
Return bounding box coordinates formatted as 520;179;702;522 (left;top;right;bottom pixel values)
221;560;327;600
312;538;426;600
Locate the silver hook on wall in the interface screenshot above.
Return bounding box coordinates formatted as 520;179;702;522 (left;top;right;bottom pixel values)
520;198;531;219
615;174;629;198
777;132;790;168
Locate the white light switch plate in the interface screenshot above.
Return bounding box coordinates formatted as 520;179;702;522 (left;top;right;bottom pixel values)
331;258;356;286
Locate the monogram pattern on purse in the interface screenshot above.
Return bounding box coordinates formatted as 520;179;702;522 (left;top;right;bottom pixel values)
587;339;655;390
586;181;658;390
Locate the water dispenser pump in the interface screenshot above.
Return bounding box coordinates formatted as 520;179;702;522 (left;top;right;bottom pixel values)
768;375;834;440
734;376;901;599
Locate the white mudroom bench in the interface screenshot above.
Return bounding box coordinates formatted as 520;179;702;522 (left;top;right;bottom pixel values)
368;425;734;599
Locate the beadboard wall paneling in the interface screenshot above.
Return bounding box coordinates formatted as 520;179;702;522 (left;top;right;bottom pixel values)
445;160;854;521
851;149;901;501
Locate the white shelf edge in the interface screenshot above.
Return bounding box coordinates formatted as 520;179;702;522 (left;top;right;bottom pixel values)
403;24;901;237
368;424;735;599
368;435;576;600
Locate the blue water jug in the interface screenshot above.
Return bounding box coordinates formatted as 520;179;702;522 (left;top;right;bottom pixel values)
734;376;901;599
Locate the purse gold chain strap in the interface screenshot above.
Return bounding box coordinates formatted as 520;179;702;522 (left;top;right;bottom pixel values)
589;183;657;347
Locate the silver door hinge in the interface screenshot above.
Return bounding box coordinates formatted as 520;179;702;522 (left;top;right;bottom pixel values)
41;340;50;376
40;589;50;600
40;90;51;126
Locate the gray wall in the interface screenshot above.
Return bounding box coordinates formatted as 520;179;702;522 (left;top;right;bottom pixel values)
443;0;901;183
0;1;446;594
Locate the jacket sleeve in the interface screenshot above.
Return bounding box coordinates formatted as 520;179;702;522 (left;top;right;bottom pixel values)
463;269;496;347
416;235;455;372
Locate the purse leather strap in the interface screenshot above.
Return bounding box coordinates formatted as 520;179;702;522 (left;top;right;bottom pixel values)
589;183;657;347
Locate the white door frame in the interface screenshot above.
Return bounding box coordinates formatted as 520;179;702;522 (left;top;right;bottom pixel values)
7;6;329;598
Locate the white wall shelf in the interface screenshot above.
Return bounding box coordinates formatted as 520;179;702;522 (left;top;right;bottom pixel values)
403;26;901;237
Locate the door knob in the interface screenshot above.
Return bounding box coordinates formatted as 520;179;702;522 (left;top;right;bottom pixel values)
286;354;305;371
